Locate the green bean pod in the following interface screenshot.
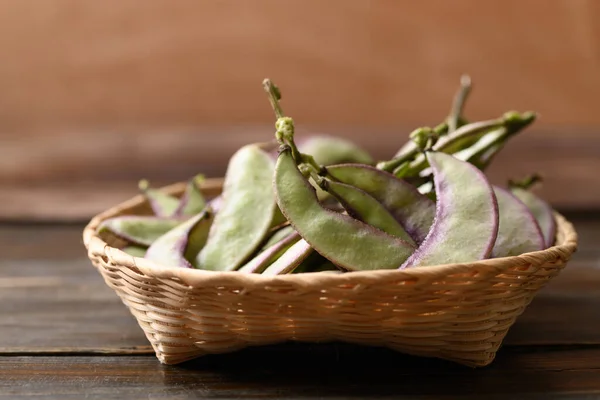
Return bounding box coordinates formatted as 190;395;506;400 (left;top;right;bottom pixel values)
196;144;278;271
145;208;214;268
291;251;340;274
207;195;223;213
510;185;557;248
401;151;499;269
297;135;374;166
121;245;148;258
261;239;314;276
325;164;435;244
491;186;544;257
390;119;504;177
172;175;207;217
274;145;415;271
311;174;415;245
259;225;296;252
379;119;495;174
238;231;301;274
399;112;535;178
97;216;184;247
138;179;181;217
452;127;515;171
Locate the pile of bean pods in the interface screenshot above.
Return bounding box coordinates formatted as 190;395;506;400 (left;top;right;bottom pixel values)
97;76;557;274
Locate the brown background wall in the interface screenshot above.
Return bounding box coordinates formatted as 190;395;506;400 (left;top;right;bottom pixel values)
1;0;599;220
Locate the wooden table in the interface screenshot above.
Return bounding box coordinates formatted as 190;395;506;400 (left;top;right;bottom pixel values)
1;211;599;399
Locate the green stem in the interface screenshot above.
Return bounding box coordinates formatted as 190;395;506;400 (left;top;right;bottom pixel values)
262;78;284;119
447;74;472;133
503;110;536;132
376;152;415;173
508;173;543;190
391;117;504;177
262;78;303;162
377;126;434;172
433;121;449;136
409;127;437;153
138;179;150;192
297;163;313;179
462;113;535;171
301;162;327;188
262;78;329;174
300;154;327;175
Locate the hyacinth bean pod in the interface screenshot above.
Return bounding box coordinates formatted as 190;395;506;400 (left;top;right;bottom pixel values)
326;164;435;244
510;187;557;248
491;186;545;257
138;179;181;217
274;145;415;271
379;119;504;174
401;152;499;269
172;175;207;217
196;144;278;271
297;135;374;166
313;175;415;244
238;231;301;274
381;111;535;179
145;208;214;268
261;239;314;276
208;195;224;214
260;225;296;251
97;216;183;247
121;245;148;258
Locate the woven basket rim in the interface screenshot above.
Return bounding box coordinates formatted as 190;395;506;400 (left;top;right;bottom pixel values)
83;179;578;286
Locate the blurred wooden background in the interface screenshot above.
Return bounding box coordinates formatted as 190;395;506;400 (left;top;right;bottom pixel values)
1;0;599;220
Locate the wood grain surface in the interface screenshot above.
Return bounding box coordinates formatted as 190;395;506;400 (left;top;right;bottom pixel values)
2;127;600;222
1;349;600;399
0;223;149;352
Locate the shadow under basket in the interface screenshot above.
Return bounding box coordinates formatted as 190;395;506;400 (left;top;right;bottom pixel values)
83;179;578;368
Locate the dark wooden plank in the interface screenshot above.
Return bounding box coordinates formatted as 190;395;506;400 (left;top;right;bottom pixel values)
505;214;600;344
547;211;600;258
0;223;150;352
1;348;600;399
504;260;600;345
0;183;145;223
2;129;600;222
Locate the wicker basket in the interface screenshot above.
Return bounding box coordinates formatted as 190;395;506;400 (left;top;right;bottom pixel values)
83;178;578;367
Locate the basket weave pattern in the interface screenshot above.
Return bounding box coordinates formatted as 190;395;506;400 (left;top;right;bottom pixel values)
83;180;578;367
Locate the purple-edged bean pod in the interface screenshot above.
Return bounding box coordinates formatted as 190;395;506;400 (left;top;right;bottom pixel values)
401;150;499;269
491;186;545;257
238;231;301;274
325;164;435;244
97;216;184;247
138;179;181;217
509;174;557;248
172;174;207;217
145;207;214;268
196;143;279;271
261;239;314;276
